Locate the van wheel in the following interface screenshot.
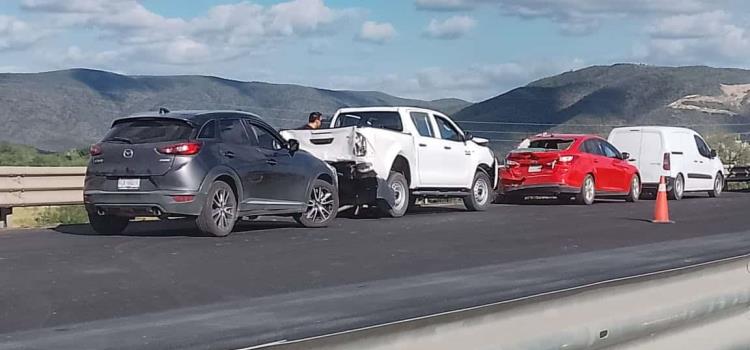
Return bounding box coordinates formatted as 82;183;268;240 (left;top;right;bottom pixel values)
464;171;492;211
196;181;237;237
88;212;129;234
708;173;724;198
576;174;595;205
379;171;409;218
668;174;684;200
626;175;641;202
294;179;339;228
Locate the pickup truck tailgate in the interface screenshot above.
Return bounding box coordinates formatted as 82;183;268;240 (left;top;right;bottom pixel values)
281;127;357;162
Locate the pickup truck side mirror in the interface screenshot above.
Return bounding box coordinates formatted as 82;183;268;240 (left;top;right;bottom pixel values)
286;139;300;153
710;149;718;159
463;132;474;142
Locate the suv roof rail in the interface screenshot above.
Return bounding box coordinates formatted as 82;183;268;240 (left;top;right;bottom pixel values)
158;107;170;115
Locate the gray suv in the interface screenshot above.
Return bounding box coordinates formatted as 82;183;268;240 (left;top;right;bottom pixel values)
85;110;339;237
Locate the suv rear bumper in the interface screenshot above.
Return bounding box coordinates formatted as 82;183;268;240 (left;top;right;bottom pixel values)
84;190;206;217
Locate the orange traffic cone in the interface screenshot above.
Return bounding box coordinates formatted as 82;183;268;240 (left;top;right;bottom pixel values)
652;176;674;224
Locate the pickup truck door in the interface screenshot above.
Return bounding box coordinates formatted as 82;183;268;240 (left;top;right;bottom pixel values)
432;114;472;187
411;111;443;186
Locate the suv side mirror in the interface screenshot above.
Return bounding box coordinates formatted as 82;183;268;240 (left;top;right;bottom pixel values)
620;152;630;160
287;139;300;153
463;132;474;142
710;149;718;159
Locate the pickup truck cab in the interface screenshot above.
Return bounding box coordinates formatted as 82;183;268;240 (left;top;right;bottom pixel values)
281;107;497;217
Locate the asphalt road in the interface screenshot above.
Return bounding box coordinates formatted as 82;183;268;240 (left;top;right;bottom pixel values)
2;192;750;349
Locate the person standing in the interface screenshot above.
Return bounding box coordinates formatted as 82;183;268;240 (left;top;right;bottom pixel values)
298;112;323;130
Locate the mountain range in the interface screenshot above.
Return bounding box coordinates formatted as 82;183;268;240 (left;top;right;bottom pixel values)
3;64;750;152
0;69;470;151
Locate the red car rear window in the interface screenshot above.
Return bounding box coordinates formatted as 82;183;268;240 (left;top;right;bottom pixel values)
525;139;574;151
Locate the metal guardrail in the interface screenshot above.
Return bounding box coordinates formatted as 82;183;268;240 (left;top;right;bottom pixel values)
0;167;86;228
266;257;750;350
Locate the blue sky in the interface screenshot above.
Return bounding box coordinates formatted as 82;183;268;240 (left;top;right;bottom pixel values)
2;0;750;101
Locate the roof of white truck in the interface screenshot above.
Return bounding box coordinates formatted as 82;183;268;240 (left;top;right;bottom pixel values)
610;126;696;134
336;106;443;114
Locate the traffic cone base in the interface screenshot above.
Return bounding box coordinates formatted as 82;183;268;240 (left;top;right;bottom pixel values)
652;176;674;224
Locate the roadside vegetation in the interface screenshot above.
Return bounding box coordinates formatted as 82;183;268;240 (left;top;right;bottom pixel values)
0;143;89;166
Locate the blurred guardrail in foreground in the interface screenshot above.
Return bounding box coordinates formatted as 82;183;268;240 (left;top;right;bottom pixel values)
267;257;750;350
0;167;85;228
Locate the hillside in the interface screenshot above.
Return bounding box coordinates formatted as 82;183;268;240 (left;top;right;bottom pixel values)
454;64;750;151
0;69;470;151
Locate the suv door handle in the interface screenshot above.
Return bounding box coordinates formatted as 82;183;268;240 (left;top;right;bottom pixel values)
419;143;427;147
444;146;452;150
222;151;235;158
266;159;278;166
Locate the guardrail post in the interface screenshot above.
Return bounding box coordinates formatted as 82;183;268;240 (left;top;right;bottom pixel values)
0;207;12;229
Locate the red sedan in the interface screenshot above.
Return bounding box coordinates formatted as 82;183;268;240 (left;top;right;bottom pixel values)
498;134;641;205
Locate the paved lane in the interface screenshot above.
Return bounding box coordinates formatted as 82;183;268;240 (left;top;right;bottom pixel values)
1;192;750;349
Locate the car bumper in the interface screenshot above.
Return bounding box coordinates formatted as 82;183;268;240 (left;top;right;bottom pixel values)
499;184;581;197
330;161;393;207
641;177;675;192
84;190;206;217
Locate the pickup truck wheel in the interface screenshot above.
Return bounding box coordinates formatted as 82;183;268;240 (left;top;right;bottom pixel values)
463;171;492;211
380;171;409;218
294;179;339;228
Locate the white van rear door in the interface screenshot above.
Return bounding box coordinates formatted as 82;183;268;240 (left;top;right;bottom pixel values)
639;130;664;184
608;128;642;166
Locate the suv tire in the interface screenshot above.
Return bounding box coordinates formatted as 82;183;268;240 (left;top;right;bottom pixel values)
196;181;237;237
294;179;339;228
88;212;129;235
380;171;409;218
464;171;493;211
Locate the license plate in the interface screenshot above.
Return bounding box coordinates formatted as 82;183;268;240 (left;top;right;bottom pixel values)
118;178;140;190
528;165;542;173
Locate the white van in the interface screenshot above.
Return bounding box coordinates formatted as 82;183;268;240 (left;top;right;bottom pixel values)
608;126;726;200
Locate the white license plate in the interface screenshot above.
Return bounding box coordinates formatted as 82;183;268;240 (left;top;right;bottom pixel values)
117;178;140;190
528;165;542;173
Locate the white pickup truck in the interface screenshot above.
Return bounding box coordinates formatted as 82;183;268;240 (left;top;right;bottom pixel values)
281;107;497;217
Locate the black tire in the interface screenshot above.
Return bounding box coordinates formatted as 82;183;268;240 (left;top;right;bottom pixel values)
626;175;641;202
196;181;237;237
708;173;724;198
463;171;493;211
668;174;684;200
379;171;409;218
294;179;339;228
575;174;595;205
88;211;129;235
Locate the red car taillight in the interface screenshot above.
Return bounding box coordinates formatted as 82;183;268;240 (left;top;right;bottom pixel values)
663;152;671;171
157;141;202;156
506;160;520;167
89;144;102;156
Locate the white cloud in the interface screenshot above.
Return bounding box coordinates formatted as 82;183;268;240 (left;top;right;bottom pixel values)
0;15;47;51
357;21;396;44
424;15;476;39
639;10;750;66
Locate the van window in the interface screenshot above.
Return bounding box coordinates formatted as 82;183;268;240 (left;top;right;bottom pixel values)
694;135;712;158
527;138;574;150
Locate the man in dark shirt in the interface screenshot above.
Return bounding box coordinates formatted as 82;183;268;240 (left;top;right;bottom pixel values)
298;112;323;130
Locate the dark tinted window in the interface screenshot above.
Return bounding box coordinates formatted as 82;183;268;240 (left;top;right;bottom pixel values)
527;138;574;150
410;112;434;137
198;121;216;139
244;120;282;150
334;112;403;132
582;139;604;156
434;116;462;142
219;119;249;145
694;135;711;158
600;141;621;158
104;119;193;144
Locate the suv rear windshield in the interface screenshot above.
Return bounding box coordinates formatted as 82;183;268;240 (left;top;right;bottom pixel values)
104;119;194;144
525;138;574;151
333;111;403;132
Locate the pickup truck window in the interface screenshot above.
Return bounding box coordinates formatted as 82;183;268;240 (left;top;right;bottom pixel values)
334;112;403;132
434;116;462;142
410;112;434;137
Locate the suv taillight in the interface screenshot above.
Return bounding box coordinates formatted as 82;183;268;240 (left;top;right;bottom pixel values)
663;152;671;171
157;141;202;156
90;144;102;156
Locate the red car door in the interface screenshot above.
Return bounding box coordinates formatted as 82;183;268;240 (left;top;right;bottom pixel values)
598;140;631;193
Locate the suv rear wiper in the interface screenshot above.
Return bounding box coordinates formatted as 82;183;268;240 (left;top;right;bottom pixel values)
106;137;133;144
